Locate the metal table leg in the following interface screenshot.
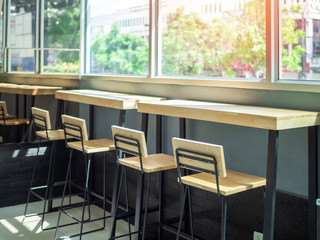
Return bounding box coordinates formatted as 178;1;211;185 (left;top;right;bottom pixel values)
263;130;279;240
109;110;127;239
134;172;145;240
156;115;163;240
179;117;191;233
308;126;318;240
56;99;64;129
21;95;35;142
89;105;94;140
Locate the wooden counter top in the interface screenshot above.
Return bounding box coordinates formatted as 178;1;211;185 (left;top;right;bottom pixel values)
55;89;166;110
138;99;320;130
0;83;63;95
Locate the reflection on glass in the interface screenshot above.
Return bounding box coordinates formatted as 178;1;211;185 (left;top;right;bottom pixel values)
0;49;4;72
280;0;320;81
159;0;266;79
43;50;79;73
10;49;35;72
43;0;80;73
158;0;266;79
9;0;36;48
0;10;3;47
44;0;80;49
87;0;149;75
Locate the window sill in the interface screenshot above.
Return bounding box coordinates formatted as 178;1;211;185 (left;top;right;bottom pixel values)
1;73;79;88
81;75;320;93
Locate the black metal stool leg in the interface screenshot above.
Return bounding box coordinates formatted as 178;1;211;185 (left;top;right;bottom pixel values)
108;164;122;240
142;174;151;239
54;148;73;240
79;155;92;240
24;137;41;216
134;172;145;240
48;140;58;213
123;168;132;240
41;140;56;229
103;152;106;229
158;172;163;240
5;125;9;143
221;196;228;240
176;186;188;240
82;153;91;221
187;186;194;239
69;160;72;205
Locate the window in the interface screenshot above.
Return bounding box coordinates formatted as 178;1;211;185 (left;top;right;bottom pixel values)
280;0;320;80
158;0;266;79
86;0;149;76
0;0;80;74
0;6;4;72
8;0;36;72
0;0;319;86
42;0;80;73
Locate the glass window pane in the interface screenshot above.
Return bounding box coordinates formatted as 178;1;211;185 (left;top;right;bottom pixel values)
280;0;320;81
43;50;79;73
87;0;149;76
42;0;80;74
159;0;266;79
10;49;35;72
0;49;4;72
0;9;3;47
9;0;36;48
44;0;80;49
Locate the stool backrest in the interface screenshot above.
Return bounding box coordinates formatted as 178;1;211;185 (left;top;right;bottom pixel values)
61;115;88;144
112;126;148;172
172;137;227;179
31;107;52;131
0;101;8;119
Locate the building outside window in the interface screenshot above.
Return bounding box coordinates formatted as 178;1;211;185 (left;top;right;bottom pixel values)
158;0;266;80
8;0;36;72
0;0;319;83
280;0;320;81
86;0;149;76
42;0;80;73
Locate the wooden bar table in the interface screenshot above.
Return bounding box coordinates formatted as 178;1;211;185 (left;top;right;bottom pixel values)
55;89;166;237
55;89;165;136
138;99;320;240
0;83;63;116
0;83;63;141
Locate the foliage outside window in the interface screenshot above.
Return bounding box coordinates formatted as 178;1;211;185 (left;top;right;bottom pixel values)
87;0;149;76
280;0;320;81
0;0;318;83
8;0;36;72
159;0;266;79
43;0;80;73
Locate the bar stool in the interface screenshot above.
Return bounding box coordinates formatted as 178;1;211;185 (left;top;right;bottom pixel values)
54;114;115;240
0;100;29;142
24;107;72;230
172;137;266;240
110;125;176;240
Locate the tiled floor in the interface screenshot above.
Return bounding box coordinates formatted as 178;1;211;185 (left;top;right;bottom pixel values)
0;197;132;240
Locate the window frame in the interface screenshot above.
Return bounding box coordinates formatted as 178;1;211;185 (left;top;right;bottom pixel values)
0;0;320;93
1;0;80;75
79;0;320;93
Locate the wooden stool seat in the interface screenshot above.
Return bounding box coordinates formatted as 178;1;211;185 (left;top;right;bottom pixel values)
55;114;114;239
110;125;175;239
0;118;29;126
173;137;266;240
67;138;115;153
180;170;266;196
36;129;66;140
119;153;176;173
